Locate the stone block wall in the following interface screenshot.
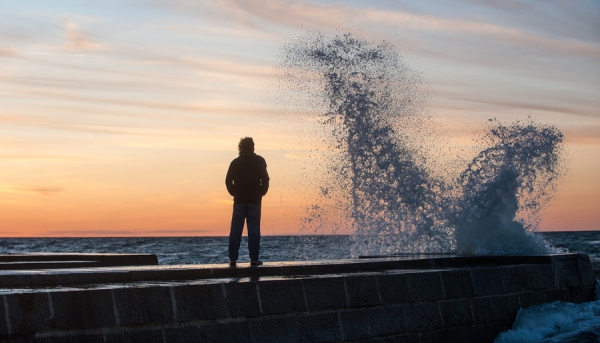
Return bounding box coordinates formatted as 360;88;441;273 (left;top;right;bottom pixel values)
0;254;595;343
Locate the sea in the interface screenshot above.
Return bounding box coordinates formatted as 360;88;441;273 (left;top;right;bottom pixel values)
0;231;599;265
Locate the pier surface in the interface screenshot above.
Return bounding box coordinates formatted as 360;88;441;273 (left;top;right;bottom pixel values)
0;253;595;342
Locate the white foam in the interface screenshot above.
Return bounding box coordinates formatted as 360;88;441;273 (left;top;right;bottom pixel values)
494;280;600;343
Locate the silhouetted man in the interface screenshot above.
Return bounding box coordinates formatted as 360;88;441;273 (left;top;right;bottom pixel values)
225;137;269;267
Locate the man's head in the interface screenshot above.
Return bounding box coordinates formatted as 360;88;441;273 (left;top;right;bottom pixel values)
238;137;255;155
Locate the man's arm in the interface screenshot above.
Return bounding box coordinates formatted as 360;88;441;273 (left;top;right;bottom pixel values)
225;161;235;196
260;160;270;196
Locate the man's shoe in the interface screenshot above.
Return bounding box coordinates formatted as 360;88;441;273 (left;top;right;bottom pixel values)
250;260;263;266
229;260;236;267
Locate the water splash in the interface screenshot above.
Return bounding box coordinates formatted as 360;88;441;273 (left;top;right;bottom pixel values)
454;119;564;254
279;32;565;257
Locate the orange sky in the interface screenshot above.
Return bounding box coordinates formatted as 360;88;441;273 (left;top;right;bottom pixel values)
1;1;599;236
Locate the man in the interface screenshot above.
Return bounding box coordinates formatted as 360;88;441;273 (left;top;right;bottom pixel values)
225;137;269;267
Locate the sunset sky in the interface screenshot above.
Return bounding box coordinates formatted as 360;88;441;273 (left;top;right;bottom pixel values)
1;0;599;237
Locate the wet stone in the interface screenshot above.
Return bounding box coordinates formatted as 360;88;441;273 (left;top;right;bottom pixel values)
377;272;410;304
298;312;342;343
500;265;532;292
469;297;493;324
440;269;475;299
250;315;300;343
5;292;51;334
35;333;105;343
339;308;370;341
344;275;381;307
518;291;547;309
366;304;407;337
258;279;306;315
471;268;505;295
172;283;227;322
405;302;442;332
544;288;569;302
302;277;347;311
489;294;520;322
406;272;444;302
105;329;164;343
223;281;261;318
113;286;174;326
528;265;556;290
440;299;473;327
51;289;116;330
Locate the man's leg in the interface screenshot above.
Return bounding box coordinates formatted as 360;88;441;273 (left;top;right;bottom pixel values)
228;203;246;262
246;204;262;262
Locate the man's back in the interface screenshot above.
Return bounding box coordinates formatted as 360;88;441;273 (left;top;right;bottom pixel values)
225;153;269;204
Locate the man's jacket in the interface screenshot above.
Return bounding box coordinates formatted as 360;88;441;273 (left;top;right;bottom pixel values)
225;153;269;204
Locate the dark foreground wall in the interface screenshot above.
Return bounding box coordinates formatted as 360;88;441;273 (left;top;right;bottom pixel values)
0;254;595;343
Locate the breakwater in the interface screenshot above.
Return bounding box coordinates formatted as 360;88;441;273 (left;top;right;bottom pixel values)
0;253;595;342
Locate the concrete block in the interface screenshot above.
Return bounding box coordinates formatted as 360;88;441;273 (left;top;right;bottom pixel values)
577;260;596;287
568;285;596;304
258;279;306;315
113;286;173;326
471;267;505;295
446;326;485;343
556;260;581;288
478;321;513;342
359;336;397;343
440;269;474;299
377;273;410;304
405;302;442;332
5;292;51;334
544;288;569;303
440;299;473;327
469;297;493;324
302;277;346;311
51;289;116;330
250;315;300;343
223;281;261;318
528;265;555;289
488;294;520;322
418;329;450;343
518;291;546;309
339;308;370;341
172;283;227;322
500;265;532;292
105;329;164;343
35;333;105;343
298;312;342;343
365;304;407;337
165;322;251;343
406;272;444;302
392;333;420;343
344;275;381;307
0;295;7;336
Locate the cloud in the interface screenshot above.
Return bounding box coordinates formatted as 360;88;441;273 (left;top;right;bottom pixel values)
0;47;19;58
0;155;83;160
40;229;138;237
165;0;600;59
7;186;64;195
59;19;106;51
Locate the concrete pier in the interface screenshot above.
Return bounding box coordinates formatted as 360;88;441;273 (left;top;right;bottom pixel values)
0;253;595;342
0;253;158;270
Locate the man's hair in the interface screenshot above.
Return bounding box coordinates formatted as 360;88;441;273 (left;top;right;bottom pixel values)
238;137;255;155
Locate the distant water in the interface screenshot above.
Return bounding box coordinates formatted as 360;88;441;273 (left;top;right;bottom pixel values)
0;235;353;265
0;231;598;265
